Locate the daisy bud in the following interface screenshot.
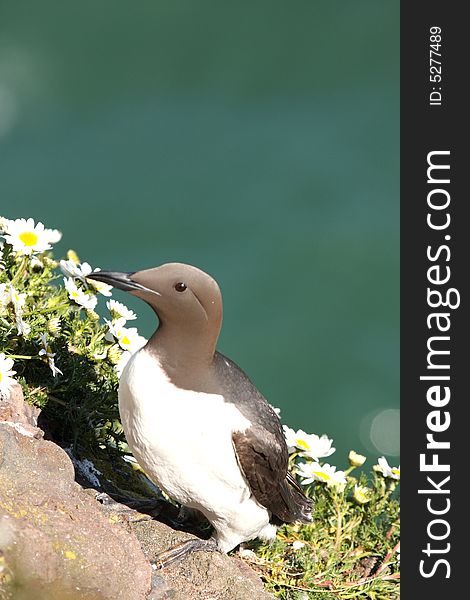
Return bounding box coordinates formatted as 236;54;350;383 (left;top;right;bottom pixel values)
30;256;44;271
91;348;108;360
348;450;366;468
86;309;100;321
47;317;62;334
42;256;58;268
107;344;123;365
353;485;371;505
66;249;80;264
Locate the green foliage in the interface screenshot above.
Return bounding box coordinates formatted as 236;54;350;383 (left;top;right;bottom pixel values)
241;467;400;599
0;232;125;458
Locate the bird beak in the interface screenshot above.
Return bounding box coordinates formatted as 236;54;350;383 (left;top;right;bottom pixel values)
87;270;160;295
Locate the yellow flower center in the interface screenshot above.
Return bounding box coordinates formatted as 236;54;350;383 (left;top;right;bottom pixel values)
121;336;131;346
296;439;310;450
313;471;331;481
0;372;3;382
392;468;400;476
19;231;39;247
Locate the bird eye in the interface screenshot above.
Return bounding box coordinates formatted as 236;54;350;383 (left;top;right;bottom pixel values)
174;282;187;292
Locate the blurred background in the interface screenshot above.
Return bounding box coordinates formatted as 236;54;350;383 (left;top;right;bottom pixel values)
0;1;399;465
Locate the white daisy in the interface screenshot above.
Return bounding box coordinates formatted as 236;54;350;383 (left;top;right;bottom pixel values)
60;259;92;281
60;260;112;296
106;299;137;322
8;284;26;311
105;318;146;353
63;277;98;310
292;540;305;551
3;218;61;255
375;457;400;480
283;425;335;460
283;425;298;453
38;332;49;349
296;461;347;489
49;360;63;377
45;228;62;244
15;314;31;336
303;433;336;460
0;353;17;395
38;333;63;377
87;275;113;297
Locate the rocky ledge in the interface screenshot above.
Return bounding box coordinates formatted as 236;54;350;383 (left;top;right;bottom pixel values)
0;385;274;600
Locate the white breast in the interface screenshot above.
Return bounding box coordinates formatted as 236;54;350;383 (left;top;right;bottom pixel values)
118;349;251;507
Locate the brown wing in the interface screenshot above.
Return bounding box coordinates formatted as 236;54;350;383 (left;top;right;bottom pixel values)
212;352;312;523
232;425;312;524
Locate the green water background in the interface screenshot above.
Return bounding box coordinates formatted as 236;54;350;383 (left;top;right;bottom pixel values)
0;1;399;466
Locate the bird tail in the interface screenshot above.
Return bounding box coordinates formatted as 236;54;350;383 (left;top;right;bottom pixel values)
276;472;313;524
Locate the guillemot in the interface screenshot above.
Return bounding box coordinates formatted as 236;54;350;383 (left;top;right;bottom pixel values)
88;263;312;566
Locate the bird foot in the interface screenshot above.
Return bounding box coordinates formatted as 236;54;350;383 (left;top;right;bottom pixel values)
95;492;162;520
151;538;220;569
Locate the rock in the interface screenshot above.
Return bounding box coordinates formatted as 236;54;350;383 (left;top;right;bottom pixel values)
0;382;41;438
0;385;275;600
133;520;275;600
0;387;151;600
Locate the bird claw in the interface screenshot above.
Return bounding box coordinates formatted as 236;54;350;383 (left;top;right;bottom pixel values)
95;492;162;520
151;538;219;569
